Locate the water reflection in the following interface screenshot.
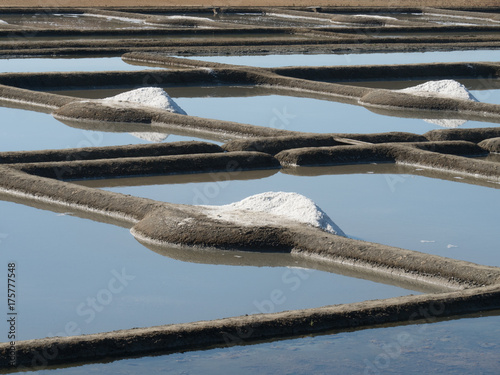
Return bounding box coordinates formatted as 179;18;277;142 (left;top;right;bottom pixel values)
0;196;421;341
90;165;500;267
28;310;499;375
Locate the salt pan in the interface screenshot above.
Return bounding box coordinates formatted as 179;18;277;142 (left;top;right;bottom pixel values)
203;192;346;236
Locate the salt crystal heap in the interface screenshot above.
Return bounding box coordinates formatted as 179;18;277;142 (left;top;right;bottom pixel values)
102;87;186;142
203;192;346;237
398;80;478;128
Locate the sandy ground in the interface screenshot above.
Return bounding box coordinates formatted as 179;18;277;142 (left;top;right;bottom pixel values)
0;0;499;8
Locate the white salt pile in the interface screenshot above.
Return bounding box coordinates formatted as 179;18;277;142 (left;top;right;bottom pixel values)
399;79;477;101
103;87;187;115
398;80;478;128
202;192;346;237
102;87;186;142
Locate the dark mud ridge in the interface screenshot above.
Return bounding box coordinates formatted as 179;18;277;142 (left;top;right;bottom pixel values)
2;6;500;56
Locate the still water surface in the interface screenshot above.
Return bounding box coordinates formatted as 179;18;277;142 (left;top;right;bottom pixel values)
0;52;499;373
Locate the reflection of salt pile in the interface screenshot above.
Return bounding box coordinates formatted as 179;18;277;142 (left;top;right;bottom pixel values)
203;192;346;236
399;80;478;128
102;87;186;142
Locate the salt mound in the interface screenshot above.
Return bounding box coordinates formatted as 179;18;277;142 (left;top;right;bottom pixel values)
102;87;185;142
205;192;346;236
102;87;187;115
399;80;477;101
399;80;477;128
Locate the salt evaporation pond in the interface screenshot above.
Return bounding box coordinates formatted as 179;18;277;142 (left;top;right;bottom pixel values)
1;52;499;373
0;106;211;152
36;82;500;143
29;311;500;374
3;48;500;74
91;165;500;268
172;88;499;134
0;197;418;342
186;49;500;68
0;57;164;73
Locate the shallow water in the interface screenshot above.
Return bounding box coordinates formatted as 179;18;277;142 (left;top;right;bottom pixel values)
45;84;500;137
0;197;418;341
172;91;500;134
0;106;210;152
0;57;164;73
0;51;499;374
26;311;500;375
185;49;500;68
91;164;500;268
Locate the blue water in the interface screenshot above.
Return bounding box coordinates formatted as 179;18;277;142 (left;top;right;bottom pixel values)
0;57;162;73
1;51;499;375
184;49;500;68
0;197;417;342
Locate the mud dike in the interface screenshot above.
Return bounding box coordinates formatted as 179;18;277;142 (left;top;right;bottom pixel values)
1;6;500;370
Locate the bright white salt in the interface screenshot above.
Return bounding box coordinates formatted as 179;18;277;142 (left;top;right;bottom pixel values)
102;87;186;142
398;80;478;128
102;87;187;115
399;79;477;101
203;192;346;237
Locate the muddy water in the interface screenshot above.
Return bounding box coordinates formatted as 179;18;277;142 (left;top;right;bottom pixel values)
172;90;499;134
85;164;500;268
0;197;419;342
1;82;498;150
